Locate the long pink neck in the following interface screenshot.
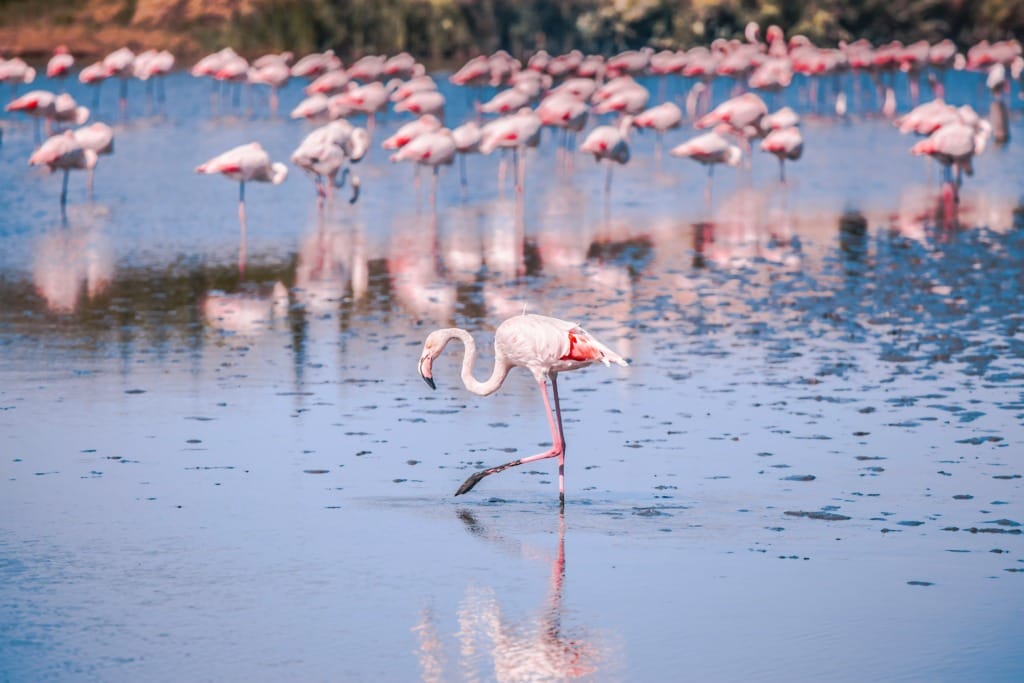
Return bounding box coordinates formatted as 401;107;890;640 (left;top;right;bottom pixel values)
443;328;512;396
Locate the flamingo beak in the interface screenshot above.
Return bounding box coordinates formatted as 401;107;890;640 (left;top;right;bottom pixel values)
418;356;436;390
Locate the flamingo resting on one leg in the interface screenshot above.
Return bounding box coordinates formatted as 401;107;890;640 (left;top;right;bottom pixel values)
417;313;628;506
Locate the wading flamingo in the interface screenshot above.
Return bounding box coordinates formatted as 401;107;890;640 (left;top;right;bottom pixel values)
196;142;288;274
29;130;98;215
418;313;628;505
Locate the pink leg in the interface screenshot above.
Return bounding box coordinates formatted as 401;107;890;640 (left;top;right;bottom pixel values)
455;376;565;501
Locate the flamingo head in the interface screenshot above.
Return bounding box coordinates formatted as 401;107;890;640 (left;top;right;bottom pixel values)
418;332;446;389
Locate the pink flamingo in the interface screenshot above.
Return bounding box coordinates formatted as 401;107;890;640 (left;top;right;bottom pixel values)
347;54;386;83
633;101;682;159
417;313;627;504
196;142;288;275
381;114;442;150
102;47;135;113
292;120;370;204
29;130;97;214
46;46;74;89
536;91;590;167
910;111;991;203
760;126;803;182
478;86;534;115
305;69;350;96
579;115;633;197
670;130;742;205
389;129;456;210
394;89;446;118
479;108;543;194
133;49;175;104
72;122;114;198
451;120;483;187
290;50;342;80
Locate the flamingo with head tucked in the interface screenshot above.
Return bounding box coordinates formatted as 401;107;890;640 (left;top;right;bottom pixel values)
418;313;628;505
196;142;288;274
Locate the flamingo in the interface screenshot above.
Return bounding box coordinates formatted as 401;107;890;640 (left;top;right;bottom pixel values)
451;120;483;187
479;108;543;193
292;120;370;205
670;130;742;204
72;122;114;198
389;129;456;209
46;46;74;89
910;111;991;203
290;50;342;79
417;313;627;505
633;101;682;159
28;130;98;214
305;69;351;96
195;142;288;274
133;49;175;103
579;115;633;197
381;114;443;150
760;126;803;182
393;89;446;118
537;91;590;167
102;47;135;113
0;57;37;92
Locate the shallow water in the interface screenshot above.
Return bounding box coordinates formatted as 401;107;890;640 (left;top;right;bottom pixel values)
1;69;1023;682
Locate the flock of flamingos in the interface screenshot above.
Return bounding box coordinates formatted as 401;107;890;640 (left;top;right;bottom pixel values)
3;26;1019;214
4;27;1021;501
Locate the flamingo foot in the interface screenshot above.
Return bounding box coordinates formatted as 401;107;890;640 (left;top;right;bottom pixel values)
454;447;561;496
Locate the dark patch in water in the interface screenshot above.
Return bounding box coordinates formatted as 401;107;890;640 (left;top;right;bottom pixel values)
785;510;851;521
907;580;934;586
782;474;816;482
953;494;974;500
125;389;146;394
955;436;1004;445
304;469;329;474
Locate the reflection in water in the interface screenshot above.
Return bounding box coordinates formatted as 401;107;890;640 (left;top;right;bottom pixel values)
414;512;608;682
201;282;288;335
32;212;114;313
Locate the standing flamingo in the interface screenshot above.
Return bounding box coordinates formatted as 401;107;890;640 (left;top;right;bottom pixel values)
670;130;742;205
760;126;803;182
389;129;456;210
72;122;114;198
579;115;634;197
291;120;369;205
418;313;627;504
29;130;98;215
196;142;288;275
46;46;74;90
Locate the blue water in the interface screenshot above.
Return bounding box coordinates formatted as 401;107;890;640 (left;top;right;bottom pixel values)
1;65;1022;681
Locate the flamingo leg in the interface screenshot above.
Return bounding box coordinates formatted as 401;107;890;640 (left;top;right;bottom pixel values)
238;181;247;277
455;377;565;499
60;168;70;216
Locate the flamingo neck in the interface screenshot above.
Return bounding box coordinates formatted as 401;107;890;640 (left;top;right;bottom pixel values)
444;328;512;397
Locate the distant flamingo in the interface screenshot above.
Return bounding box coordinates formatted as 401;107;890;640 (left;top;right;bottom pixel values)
29;130;97;215
670;130;742;204
292;120;370;205
46;46;74;90
633;101;682;159
451;120;483;187
72;122;114;198
381;114;442;151
196;142;288;274
389;129;456;210
479;108;543;193
394;89;446;118
417;313;628;504
102;47;135;113
910;113;991;203
579;115;633;197
760;126;803;181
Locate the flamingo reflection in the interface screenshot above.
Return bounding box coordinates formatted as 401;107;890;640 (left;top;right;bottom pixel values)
413;511;606;681
32;220;113;313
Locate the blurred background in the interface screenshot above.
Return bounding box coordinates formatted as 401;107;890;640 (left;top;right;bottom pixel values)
2;0;1023;62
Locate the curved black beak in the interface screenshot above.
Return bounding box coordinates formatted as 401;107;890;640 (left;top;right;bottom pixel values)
418;357;436;390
